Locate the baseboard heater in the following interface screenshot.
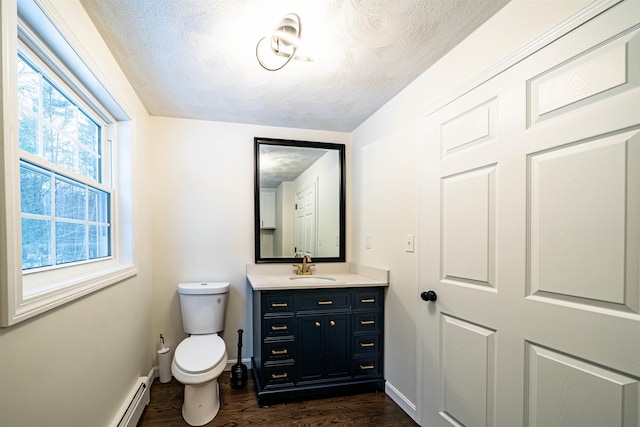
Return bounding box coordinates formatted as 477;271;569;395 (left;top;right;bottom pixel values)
113;376;151;427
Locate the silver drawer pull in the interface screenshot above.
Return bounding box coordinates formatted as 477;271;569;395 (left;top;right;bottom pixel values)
360;298;375;303
271;349;288;355
359;364;375;370
360;342;375;348
317;300;333;305
271;303;288;308
271;325;288;331
271;373;288;379
360;320;375;325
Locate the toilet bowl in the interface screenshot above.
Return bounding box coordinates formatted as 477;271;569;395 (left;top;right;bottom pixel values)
172;334;228;426
172;282;230;426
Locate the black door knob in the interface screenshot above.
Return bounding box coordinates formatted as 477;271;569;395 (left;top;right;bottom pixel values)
421;290;437;302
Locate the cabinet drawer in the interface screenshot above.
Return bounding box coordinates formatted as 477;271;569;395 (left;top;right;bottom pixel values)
298;292;350;311
353;356;382;378
353;334;380;355
263;364;295;388
354;289;382;309
354;312;380;332
264;317;295;338
264;340;295;362
263;294;294;313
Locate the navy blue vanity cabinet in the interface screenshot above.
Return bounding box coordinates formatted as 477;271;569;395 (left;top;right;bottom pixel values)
252;286;385;406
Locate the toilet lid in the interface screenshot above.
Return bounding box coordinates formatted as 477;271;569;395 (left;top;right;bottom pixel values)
174;335;225;374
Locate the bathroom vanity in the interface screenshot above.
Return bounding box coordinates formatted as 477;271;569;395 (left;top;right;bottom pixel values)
247;263;389;406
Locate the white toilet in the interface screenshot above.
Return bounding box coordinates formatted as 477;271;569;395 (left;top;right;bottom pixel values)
172;282;229;426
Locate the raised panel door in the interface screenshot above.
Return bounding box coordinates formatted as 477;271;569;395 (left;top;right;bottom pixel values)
419;3;640;426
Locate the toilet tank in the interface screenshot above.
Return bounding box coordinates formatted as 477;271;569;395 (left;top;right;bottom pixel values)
177;282;230;334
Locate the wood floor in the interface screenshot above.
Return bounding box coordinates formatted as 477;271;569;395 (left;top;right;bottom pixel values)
137;370;418;426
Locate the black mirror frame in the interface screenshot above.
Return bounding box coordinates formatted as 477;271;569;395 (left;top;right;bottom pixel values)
254;137;346;263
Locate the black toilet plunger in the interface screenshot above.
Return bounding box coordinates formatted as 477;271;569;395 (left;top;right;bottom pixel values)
230;329;248;388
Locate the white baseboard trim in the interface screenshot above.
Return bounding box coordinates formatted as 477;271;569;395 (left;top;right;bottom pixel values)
385;381;418;423
145;367;155;386
111;368;154;427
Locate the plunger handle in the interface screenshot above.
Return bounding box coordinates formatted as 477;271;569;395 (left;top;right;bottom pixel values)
237;329;243;358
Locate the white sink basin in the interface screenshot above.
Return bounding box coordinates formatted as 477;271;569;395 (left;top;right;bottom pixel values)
288;276;336;282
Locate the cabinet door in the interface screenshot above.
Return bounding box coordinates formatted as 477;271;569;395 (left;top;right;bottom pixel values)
297;314;351;382
323;314;350;379
260;189;276;229
298;316;323;382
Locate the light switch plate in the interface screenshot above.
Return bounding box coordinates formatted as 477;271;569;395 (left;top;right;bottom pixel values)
365;235;372;249
405;234;414;252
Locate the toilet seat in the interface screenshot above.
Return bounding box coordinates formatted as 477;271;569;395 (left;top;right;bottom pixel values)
174;334;226;374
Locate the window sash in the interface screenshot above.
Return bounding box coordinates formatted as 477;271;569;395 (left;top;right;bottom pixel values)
20;160;112;271
17;50;105;184
17;41;114;273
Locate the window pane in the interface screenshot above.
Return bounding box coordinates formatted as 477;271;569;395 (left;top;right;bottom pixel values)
55;221;86;264
55;178;86;220
87;188;109;223
42;80;77;137
18;110;38;154
22;218;52;269
20;164;51;215
43;126;75;171
17;56;39;114
79;146;98;181
89;225;110;259
87;189;97;221
78;112;99;152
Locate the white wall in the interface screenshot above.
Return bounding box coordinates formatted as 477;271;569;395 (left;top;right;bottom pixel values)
350;0;591;415
149;118;349;362
0;1;154;426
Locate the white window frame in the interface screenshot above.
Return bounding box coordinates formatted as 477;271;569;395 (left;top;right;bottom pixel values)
0;0;137;326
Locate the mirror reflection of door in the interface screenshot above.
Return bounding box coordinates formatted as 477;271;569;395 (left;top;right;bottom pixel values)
295;183;316;256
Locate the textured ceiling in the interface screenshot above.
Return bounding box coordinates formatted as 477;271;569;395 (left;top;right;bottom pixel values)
80;0;510;132
259;145;328;188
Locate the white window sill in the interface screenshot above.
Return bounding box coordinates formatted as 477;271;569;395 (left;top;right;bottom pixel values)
4;264;137;326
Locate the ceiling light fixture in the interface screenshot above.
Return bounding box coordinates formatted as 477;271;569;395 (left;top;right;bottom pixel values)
256;13;313;71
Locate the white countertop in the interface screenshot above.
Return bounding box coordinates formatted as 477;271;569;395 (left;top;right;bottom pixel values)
247;262;389;291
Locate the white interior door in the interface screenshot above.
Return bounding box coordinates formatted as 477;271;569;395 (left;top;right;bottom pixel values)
295;183;316;256
419;2;640;426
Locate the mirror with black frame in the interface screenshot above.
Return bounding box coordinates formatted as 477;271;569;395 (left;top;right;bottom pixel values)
254;137;345;263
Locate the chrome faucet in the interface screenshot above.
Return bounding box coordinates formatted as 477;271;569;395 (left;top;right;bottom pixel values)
293;255;314;275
